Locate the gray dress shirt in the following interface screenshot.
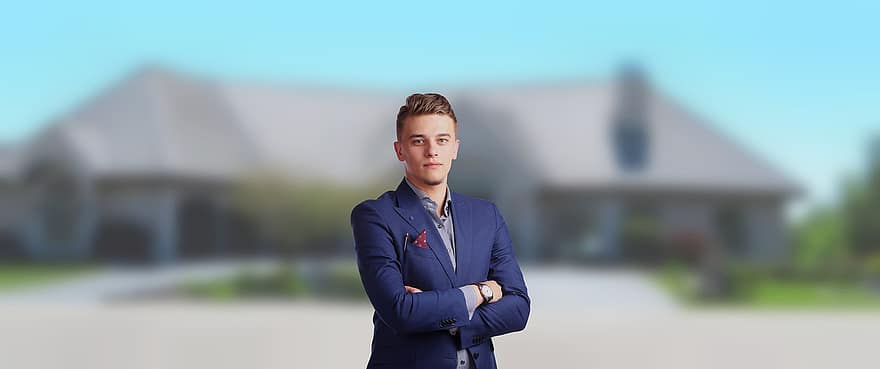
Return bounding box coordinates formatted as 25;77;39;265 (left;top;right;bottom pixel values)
405;179;479;369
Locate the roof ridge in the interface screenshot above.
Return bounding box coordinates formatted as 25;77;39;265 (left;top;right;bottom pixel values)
143;66;184;174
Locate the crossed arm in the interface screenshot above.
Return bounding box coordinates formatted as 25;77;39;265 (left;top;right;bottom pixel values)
454;205;531;349
351;202;530;344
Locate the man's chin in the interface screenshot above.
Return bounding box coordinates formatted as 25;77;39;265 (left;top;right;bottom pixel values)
407;170;448;187
417;174;446;186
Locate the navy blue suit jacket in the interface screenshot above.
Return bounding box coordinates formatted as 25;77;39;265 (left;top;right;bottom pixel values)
351;179;531;369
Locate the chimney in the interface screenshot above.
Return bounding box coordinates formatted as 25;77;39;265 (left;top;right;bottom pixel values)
611;62;652;172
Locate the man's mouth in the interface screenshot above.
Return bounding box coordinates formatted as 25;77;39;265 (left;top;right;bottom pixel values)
423;163;442;169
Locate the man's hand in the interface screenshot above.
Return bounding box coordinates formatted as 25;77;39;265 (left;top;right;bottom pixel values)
404;285;422;294
483;280;503;303
471;280;503;305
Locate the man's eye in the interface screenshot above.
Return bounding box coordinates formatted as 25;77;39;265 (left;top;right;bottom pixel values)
412;139;424;145
438;138;449;144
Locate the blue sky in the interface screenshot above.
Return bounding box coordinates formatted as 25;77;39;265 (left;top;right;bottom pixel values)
1;1;878;212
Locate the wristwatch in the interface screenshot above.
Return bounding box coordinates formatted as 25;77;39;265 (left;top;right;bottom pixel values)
477;283;493;304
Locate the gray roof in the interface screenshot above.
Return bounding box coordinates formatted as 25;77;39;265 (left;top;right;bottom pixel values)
455;82;800;195
218;81;401;183
0;143;21;181
34;66;401;184
40;66;261;180
24;66;799;196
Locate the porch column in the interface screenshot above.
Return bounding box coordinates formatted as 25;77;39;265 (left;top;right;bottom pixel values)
597;198;623;260
153;189;179;264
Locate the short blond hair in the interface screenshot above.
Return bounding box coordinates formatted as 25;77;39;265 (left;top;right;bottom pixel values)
396;93;458;139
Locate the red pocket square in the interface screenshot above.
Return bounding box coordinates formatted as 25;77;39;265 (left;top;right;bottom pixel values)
414;229;429;249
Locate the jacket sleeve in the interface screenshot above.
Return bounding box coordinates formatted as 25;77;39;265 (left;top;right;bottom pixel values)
351;202;471;335
457;204;531;349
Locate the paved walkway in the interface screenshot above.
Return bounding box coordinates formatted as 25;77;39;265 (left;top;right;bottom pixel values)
0;263;677;311
0;259;278;304
525;266;679;313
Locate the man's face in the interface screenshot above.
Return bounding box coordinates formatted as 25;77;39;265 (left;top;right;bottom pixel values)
394;114;460;188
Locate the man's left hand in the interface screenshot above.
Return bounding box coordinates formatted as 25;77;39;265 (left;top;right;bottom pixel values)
404;285;423;294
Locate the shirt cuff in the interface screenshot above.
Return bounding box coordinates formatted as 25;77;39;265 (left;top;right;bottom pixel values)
459;285;479;320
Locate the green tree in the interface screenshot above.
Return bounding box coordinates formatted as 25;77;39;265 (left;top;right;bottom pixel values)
792;207;850;275
794;133;880;279
842;135;880;259
232;173;373;258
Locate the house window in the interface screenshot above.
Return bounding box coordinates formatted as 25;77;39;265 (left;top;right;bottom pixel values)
716;206;747;256
27;161;82;250
40;173;81;247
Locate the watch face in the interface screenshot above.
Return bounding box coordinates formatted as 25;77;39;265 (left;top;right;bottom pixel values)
480;285;492;297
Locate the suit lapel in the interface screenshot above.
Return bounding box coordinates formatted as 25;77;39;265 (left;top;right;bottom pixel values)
392;179;456;286
450;192;473;284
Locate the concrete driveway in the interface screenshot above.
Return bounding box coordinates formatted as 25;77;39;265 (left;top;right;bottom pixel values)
2;266;877;369
0;301;878;369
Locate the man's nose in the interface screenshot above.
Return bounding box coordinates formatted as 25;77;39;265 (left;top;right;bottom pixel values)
425;143;439;157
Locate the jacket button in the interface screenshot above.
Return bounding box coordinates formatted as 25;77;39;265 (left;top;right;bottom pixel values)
474;353;480;359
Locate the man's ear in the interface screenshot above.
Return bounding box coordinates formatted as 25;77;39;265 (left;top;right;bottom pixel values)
452;139;460;160
393;141;405;161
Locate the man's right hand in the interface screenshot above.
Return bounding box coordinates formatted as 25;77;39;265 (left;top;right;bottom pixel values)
473;280;503;305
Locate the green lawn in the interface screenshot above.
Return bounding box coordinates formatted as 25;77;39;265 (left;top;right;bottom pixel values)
181;262;366;301
655;265;880;309
0;263;100;291
744;280;880;308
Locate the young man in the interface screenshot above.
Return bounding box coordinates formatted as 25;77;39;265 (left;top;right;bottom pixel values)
351;93;530;369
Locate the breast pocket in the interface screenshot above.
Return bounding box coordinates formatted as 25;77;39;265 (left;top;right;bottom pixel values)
405;244;436;260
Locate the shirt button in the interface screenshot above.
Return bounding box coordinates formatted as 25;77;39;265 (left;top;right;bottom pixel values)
460;360;465;365
437;224;443;229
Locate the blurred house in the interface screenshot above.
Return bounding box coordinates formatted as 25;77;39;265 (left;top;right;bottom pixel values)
0;143;28;260
0;65;798;264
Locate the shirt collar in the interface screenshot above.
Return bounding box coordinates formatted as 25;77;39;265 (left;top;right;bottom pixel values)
404;178;453;213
